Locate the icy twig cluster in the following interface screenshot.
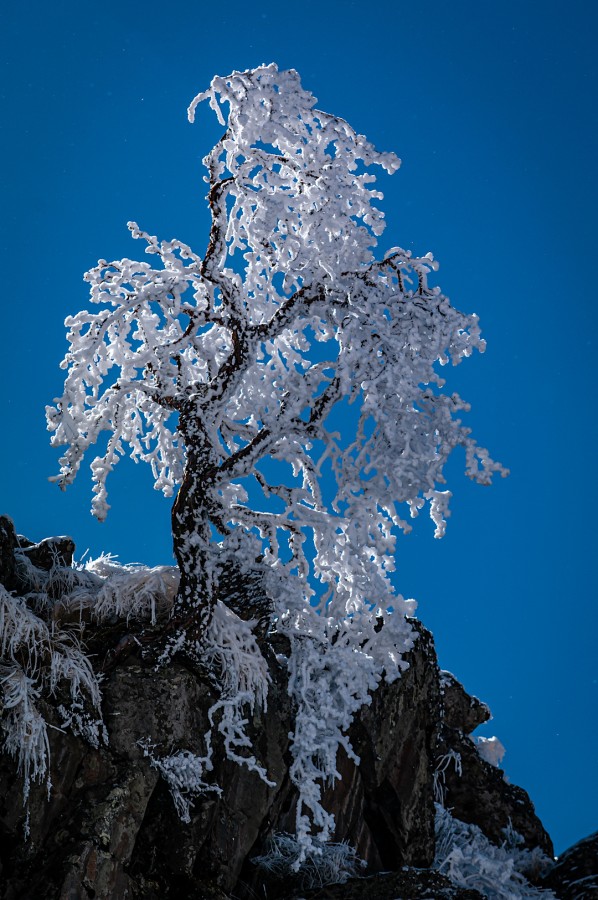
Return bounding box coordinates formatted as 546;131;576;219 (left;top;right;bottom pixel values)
280;599;414;851
140;743;220;823
0;582;103;809
433;749;463;806
89;553;179;625
252;831;366;888
434;804;556;899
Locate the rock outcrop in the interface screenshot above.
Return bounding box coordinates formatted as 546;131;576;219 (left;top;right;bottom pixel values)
540;830;598;898
0;517;595;899
295;869;486;899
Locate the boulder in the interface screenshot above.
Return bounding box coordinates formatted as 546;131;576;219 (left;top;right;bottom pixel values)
0;516;17;592
540;830;598;898
17;535;75;571
435;671;553;857
436;726;553;856
292;869;485;899
0;619;441;898
439;669;491;734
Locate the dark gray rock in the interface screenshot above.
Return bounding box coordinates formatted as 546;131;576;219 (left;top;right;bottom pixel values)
292;868;485;899
238;619;441;900
0;642;292;899
341;621;440;870
127;655;293;895
18;535;75;571
436;727;553;856
435;666;553;857
0;620;442;899
0;515;17;592
540;830;598;898
439;669;491;734
1;522;77;596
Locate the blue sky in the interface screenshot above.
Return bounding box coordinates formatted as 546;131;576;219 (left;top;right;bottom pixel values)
1;0;596;855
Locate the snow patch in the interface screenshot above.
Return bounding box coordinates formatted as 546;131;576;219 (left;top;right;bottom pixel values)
475;735;506;768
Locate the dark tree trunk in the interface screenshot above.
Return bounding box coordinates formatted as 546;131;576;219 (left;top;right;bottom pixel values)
170;414;219;636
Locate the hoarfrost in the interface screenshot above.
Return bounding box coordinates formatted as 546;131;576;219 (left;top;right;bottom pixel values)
89;554;179;625
0;585;104;806
252;831;366;885
434;804;556;899
141;743;220;823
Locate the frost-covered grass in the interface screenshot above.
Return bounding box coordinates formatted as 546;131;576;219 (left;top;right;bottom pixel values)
434;804;556;899
89;554;179;625
0;582;104;809
252;832;366;888
0;550;175;812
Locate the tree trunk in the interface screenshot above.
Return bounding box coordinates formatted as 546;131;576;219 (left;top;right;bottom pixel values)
170;415;219;636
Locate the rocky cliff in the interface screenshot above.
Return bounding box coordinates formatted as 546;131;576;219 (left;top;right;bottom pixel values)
0;516;594;899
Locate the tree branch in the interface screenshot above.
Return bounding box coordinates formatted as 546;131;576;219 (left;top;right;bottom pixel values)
253;283;329;343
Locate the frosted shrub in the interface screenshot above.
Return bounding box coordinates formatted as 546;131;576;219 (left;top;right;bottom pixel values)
281;601;414;855
0;664;50;805
502;820;556;882
253;832;366;887
204;599;269;708
141;744;220;822
203;601;272;781
434;804;556;899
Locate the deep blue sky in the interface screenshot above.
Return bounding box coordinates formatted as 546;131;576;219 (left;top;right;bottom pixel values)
1;0;596;856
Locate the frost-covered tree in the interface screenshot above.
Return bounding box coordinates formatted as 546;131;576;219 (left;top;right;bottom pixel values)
46;64;506;851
